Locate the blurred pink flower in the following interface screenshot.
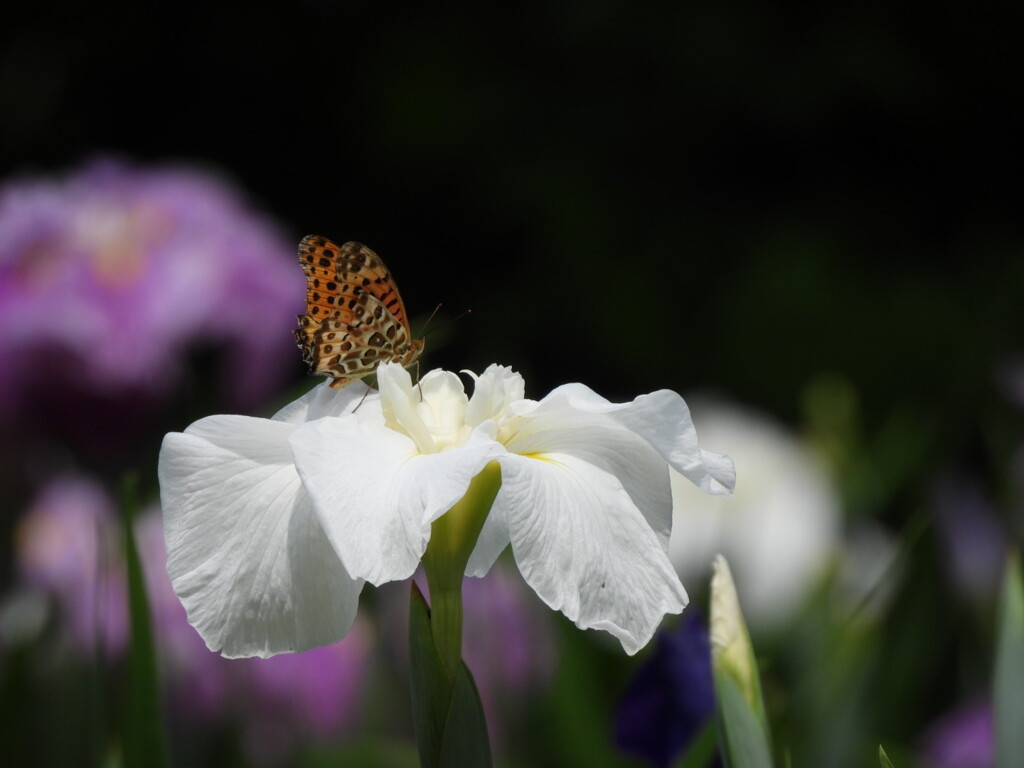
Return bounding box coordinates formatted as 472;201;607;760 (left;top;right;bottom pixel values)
0;157;302;415
231;637;372;765
13;476;373;765
460;565;555;707
133;509;232;720
134;507;373;764
920;699;993;768
384;564;555;744
932;476;1006;605
15;475;128;654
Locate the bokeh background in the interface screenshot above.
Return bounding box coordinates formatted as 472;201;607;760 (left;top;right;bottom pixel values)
2;4;1022;767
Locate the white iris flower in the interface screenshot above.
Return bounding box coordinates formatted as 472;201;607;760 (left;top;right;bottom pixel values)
158;363;734;658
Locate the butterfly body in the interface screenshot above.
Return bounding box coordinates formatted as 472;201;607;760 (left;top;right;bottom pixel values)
295;235;424;389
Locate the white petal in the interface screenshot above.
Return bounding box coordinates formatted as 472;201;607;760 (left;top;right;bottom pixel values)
418;369;469;424
272;379;376;424
520;383;735;497
503;410;672;546
498;452;687;655
290;417;501;585
158;415;362;658
414;370;472;450
465;494;511;577
465;364;526;427
377;363;437;453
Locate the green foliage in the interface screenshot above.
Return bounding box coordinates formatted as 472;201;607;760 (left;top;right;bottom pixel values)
671;721;718;768
995;552;1024;768
408;583;492;768
120;474;169;768
716;671;773;768
536;620;634;768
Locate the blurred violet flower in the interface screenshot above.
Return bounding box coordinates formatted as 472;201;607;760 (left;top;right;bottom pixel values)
0;157;302;416
377;563;555;746
920;699;993;768
461;564;555;701
456;563;555;742
13;478;373;765
15;475;127;654
231;638;372;765
997;356;1024;410
614;612;719;768
931;476;1006;605
134;509;232;720
668;401;840;631
134;508;373;765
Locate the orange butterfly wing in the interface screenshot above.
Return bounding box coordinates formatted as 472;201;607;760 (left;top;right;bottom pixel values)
295;235;424;388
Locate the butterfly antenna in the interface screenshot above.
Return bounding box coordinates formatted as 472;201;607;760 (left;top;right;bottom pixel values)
420;307;473;340
419;303;443;336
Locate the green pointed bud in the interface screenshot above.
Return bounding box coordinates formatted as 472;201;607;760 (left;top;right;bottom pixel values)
710;554;773;767
710;555;763;718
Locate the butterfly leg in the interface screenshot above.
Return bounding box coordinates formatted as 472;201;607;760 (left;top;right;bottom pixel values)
353;386;371;413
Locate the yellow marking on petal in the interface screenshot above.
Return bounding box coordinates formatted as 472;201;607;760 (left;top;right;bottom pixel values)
520;452;556;463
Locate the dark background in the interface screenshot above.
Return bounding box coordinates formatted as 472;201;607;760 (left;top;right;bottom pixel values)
3;4;1023;765
5;3;1022;423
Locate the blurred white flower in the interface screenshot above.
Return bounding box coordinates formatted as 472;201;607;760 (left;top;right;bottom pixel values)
669;401;840;630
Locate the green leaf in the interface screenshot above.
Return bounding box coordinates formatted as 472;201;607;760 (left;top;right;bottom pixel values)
995;550;1024;768
408;582;492;768
715;671;773;768
409;582;450;768
305;740;420;768
539;621;624;768
438;662;492;767
120;473;169;768
878;744;895;768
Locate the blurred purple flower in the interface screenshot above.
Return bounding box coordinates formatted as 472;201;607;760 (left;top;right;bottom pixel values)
133;508;372;764
133;509;232;720
382;565;555;745
920;699;993;768
231;637;372;765
997;357;1024;409
931;476;1006;605
15;475;128;654
0;157;302;415
14;477;373;765
614;612;720;768
461;565;556;722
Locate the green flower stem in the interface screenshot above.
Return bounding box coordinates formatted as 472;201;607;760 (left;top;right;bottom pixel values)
421;461;502;676
411;462;502;768
423;572;463;680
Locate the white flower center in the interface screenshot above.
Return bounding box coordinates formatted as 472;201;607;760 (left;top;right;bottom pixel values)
380;369;472;454
377;363;528;455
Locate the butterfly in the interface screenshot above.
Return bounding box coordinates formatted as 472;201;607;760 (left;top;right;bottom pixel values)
295;235;424;389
